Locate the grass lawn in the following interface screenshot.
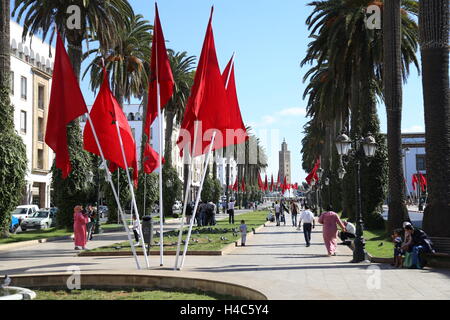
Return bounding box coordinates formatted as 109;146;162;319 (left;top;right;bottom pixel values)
89;210;268;253
0;228;73;245
34;288;240;300
364;229;394;259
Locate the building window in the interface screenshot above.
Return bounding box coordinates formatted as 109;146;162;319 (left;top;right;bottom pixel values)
37;149;44;169
10;71;14;95
21;76;27;100
20;110;27;134
416;155;426;171
38;85;45;109
38;117;44;142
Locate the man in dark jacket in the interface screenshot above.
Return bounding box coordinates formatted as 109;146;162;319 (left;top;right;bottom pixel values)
403;224;434;268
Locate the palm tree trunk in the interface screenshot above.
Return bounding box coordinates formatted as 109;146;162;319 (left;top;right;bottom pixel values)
420;0;450;237
383;0;409;232
0;0;10;88
140;91;149;169
164;110;175;167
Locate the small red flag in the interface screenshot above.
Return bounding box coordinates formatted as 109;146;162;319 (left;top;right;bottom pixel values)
83;69;138;187
45;33;88;178
144;3;174;140
264;175;268;191
143;143;165;174
241;177;246;193
270;174;274;192
258;174;264;191
412;174;418;191
232;178;239;192
419;173;427;192
306;158;321;185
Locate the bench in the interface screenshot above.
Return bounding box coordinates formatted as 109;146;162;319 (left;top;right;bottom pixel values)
422;237;450;268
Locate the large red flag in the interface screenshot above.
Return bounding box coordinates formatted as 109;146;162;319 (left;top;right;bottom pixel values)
177;7;230;157
143;143;165;174
45;33;88;178
144;3;174;139
220;56;248;148
306;158;321;185
83;69;138;187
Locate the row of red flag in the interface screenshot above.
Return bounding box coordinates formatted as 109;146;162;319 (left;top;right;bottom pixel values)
412;173;427;192
229;174;299;193
45;4;248;187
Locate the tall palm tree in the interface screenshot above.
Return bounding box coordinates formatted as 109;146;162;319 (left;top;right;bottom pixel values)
0;0;10;87
83;13;152;107
383;0;410;231
163;51;196;166
420;0;450;237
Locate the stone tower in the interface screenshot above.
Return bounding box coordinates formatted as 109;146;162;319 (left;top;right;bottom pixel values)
279;139;291;185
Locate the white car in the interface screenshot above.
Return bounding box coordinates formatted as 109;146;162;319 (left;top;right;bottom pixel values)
11;205;39;223
20;210;56;231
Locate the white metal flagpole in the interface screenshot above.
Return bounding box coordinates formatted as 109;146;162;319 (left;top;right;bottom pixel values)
114;121;150;269
174;121;199;270
86;114;141;270
179;132;217;270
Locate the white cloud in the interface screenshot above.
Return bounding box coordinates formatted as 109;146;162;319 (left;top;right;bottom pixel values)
403;125;424;133
278;107;307;117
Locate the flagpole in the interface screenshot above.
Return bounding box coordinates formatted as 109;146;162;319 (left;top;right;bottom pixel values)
157;81;165;267
114;121;150;269
86;114;141;270
174;121;199;270
180;132;217;270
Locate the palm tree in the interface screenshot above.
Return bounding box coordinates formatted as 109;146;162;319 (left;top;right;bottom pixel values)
383;0;410;231
83;13;152;107
0;0;10;87
420;0;450;237
302;0;419;228
163;51;196;166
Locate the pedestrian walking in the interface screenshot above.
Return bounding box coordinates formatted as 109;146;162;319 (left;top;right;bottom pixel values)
86;204;97;241
186;202;193;225
228;199;236;224
73;205;89;250
290;201;299;227
240;220;247;246
280;200;288;226
132;214;140;246
274;201;281;226
298;205;315;247
318;205;346;256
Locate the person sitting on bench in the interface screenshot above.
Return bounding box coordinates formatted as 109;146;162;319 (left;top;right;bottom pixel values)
339;220;356;245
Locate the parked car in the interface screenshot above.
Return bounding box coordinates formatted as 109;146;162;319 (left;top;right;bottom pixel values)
11;205;39;223
20;210;56;231
98;205;108;218
9;215;20;233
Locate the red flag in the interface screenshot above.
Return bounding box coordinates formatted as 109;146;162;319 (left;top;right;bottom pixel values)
144;3;174;140
143;143;165;174
277;172;281;189
83;69;138;187
294;183;299;190
241;177;246;193
45;33;88;178
220;55;248;148
177;7;230;157
258;174;264;191
419;173;427;192
412;174;418;191
232;178;239;192
264;175;268;191
282;176;288;193
306;158;321;185
270;174;274;192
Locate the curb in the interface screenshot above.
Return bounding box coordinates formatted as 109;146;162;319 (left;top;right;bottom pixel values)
0;234;74;252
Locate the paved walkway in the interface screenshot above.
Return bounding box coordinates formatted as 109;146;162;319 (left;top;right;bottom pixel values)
1;213;450;300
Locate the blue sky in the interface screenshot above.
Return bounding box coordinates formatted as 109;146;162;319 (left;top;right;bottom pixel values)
12;0;426;184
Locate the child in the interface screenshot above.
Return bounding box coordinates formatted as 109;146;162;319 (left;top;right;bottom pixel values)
132;214;140;246
392;229;404;268
239;220;247;247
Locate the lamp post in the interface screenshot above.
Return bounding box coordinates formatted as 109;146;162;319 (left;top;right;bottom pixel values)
335;132;377;263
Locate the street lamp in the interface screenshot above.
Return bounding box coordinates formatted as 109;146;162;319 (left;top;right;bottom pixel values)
335;132;377;263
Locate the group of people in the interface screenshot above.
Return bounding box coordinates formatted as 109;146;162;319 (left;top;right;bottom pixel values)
392;222;434;269
183;201;217;227
73;204;98;250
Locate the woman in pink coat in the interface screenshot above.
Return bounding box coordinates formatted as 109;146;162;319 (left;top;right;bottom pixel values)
73;205;90;250
318;206;346;256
